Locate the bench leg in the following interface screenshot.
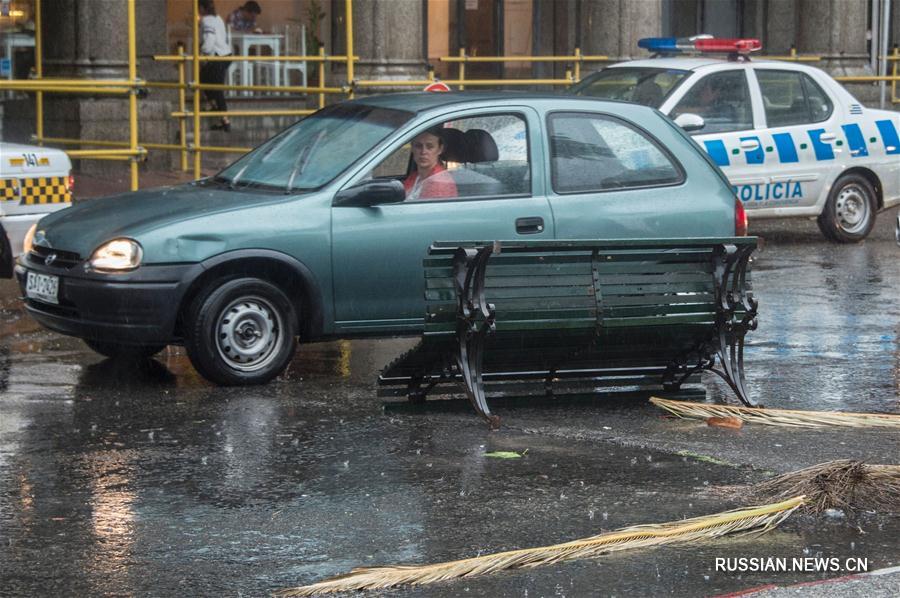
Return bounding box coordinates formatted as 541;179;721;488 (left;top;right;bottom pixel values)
407;375;443;404
709;332;756;407
664;349;714;391
709;244;759;407
456;327;500;429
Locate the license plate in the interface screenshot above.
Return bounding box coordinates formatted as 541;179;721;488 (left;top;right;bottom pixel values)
26;271;59;304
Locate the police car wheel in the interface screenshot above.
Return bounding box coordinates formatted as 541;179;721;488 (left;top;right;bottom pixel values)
817;174;876;243
83;339;166;360
185;277;298;386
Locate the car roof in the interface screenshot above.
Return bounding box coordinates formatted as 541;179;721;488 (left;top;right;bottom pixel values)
605;56;821;73
0;141;67;155
605;57;724;71
347;91;640;114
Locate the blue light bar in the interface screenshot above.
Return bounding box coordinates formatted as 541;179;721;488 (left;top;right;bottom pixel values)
638;36;762;55
638;38;683;53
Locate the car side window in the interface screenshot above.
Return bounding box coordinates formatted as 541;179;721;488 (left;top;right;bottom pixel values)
670;71;753;135
756;69;833;127
801;73;833;122
370;113;531;202
548;112;683;194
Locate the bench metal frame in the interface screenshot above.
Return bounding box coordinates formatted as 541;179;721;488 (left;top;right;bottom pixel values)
381;238;758;427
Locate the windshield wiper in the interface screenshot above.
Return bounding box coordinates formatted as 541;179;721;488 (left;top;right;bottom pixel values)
228;163;252;189
285;130;325;193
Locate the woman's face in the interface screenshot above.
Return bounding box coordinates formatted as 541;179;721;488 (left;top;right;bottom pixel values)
411;132;443;173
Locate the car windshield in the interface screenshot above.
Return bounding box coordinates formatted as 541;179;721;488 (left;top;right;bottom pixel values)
570;67;691;108
216;103;413;192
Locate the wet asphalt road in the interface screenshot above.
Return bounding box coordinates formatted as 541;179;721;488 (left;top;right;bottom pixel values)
1;210;898;597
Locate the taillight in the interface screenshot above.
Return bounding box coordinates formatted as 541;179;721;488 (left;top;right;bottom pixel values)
735;198;748;236
66;174;75;192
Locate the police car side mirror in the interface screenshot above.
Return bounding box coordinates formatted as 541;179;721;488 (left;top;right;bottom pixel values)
674;113;706;132
334;179;405;207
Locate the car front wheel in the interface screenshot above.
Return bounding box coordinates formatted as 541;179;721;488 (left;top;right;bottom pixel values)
817;174;876;243
184;277;298;386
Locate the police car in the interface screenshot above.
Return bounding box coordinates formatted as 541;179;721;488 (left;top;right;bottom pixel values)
571;36;900;243
0;142;73;277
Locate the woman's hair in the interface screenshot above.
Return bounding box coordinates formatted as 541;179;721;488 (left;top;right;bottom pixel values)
198;0;216;15
421;126;445;146
242;1;262;14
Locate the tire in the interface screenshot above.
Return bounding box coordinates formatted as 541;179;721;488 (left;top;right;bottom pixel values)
816;174;877;243
84;339;166;360
184;277;298;386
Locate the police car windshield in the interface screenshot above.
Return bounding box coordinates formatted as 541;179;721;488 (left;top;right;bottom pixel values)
216;104;413;191
570;67;691;108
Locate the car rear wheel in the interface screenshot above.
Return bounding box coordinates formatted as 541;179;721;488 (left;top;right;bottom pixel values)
817;174;876;243
184;277;298;386
84;339;166;360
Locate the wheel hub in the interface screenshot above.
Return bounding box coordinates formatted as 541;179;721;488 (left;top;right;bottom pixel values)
834;185;870;233
216;297;282;372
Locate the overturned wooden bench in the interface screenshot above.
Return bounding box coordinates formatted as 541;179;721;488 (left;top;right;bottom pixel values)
379;238;758;427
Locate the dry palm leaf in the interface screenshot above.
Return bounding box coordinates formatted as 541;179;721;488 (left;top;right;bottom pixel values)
749;460;900;513
650;397;900;429
275;496;804;596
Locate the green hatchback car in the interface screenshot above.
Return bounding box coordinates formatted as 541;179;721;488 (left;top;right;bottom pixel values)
16;93;745;385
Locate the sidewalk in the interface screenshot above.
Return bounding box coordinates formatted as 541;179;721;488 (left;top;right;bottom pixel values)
74;169;205;200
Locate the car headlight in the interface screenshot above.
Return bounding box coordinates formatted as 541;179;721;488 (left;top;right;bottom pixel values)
23;223;37;254
89;239;143;271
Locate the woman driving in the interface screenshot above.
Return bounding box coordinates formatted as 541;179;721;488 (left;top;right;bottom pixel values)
403;127;458;201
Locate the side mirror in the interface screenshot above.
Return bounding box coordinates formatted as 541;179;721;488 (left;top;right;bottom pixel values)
334;179;405;207
674;113;705;132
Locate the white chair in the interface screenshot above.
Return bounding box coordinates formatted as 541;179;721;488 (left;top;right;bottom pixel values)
281;24;308;91
253;24;287;94
225;25;242;96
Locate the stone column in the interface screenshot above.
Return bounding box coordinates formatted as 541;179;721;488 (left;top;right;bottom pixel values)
3;0;175;174
338;0;426;84
796;0;873;102
581;0;662;61
764;0;798;55
894;0;900;48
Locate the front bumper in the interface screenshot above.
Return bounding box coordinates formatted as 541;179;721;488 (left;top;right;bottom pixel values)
15;252;200;345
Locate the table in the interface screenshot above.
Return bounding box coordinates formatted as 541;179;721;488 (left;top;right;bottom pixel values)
230;32;283;95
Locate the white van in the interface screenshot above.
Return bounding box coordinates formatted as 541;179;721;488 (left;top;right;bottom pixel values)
1;142;73;276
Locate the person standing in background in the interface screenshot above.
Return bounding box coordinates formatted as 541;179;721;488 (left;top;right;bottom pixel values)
198;0;232;132
227;1;263;33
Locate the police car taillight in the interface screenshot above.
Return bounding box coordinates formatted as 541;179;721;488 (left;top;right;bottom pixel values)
638;36;761;55
735;199;748;236
66;174;75;193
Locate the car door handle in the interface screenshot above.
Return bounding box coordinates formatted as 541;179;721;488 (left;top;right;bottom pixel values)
516;217;545;234
819;132;837;142
740;139;760;151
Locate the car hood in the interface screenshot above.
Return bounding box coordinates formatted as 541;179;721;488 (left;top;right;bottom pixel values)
35;183;296;258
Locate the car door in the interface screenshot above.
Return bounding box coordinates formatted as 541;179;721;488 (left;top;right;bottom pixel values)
741;67;841;209
330;108;553;335
667;67;767;203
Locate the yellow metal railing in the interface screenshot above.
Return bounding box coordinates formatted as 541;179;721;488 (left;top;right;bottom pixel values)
0;0;146;187
147;0;360;178
433;47;610;90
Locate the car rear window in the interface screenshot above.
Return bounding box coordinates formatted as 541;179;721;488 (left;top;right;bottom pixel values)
548;112;684;194
756;69;834;127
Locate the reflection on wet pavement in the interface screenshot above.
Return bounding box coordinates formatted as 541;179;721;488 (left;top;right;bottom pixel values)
1;214;898;596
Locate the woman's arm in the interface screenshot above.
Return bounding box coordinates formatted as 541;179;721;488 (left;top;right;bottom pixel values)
200;16;217;55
